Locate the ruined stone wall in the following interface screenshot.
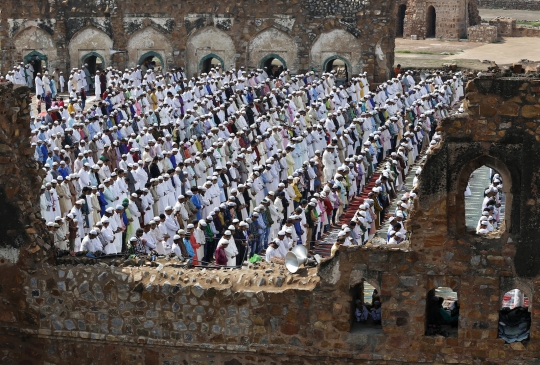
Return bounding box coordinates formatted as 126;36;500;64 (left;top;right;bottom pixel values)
0;0;396;83
468;24;498;42
489;17;516;37
4;78;540;363
401;0;478;40
478;0;540;10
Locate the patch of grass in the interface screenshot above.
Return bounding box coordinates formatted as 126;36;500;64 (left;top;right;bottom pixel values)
395;50;435;55
517;20;540;27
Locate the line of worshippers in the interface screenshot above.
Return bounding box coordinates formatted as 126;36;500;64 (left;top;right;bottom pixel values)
329;126;448;256
25;61;464;264
476;173;503;235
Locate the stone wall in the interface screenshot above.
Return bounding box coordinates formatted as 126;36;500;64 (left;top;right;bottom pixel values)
513;26;540;37
3;78;540;363
478;0;540;10
399;0;481;40
0;0;397;83
468;24;498;42
489;17;516;37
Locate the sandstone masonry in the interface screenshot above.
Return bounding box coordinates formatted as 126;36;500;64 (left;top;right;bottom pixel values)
1;76;540;363
0;0;397;83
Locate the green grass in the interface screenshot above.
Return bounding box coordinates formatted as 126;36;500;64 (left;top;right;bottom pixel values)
517;20;540;27
395;50;435;55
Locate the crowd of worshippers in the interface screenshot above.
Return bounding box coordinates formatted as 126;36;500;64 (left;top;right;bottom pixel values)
16;60;466;265
475;173;504;235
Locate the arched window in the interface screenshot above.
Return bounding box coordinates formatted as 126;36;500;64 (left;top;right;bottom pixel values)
199;54;225;74
138;51;164;73
323;56;350;86
456;155;513;235
464;165;505;235
260;54;287;78
426;6;436;38
499;289;531;343
396;4;407;37
426;287;459;337
350;279;383;334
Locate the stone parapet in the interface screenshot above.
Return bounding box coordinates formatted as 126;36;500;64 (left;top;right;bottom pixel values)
468;24;499;42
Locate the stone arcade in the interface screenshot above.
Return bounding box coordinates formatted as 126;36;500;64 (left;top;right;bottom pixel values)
0;0;396;83
0;75;540;363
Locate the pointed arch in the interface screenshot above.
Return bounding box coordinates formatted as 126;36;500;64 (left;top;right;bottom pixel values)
68;26;112;70
23;50;48;65
82;51;105;67
310;29;363;75
248;27;298;73
11;26;58;70
138;51;164;67
199;53;225;72
127;27;173;71
186;27;236;77
260;53;287;69
455;154;514;234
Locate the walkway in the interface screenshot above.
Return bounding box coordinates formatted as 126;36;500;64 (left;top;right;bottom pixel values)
313;147;426;256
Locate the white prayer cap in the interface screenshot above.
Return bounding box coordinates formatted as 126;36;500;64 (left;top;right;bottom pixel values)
224;230;232;235
337;231;346;237
89;230;97;235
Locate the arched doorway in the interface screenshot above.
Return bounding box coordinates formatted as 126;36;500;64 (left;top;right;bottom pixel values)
199;54;225;74
324;56;350;86
139;51;164;73
396;4;407;37
82;52;104;76
426;6;436;38
24;51;48;83
261;54;286;78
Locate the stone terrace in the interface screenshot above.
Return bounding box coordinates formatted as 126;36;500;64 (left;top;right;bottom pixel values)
1;78;540;363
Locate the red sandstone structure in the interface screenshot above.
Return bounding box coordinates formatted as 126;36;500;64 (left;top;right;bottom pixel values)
0;74;538;363
0;0;396;83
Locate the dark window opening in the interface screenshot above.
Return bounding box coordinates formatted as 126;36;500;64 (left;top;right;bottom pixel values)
141;55;162;73
28;59;46;83
263;57;285;79
426;6;436;38
396;4;407;37
325;58;349;87
426;287;459;337
201;57;221;74
350;280;383;334
83;55;103;76
499;289;531;343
